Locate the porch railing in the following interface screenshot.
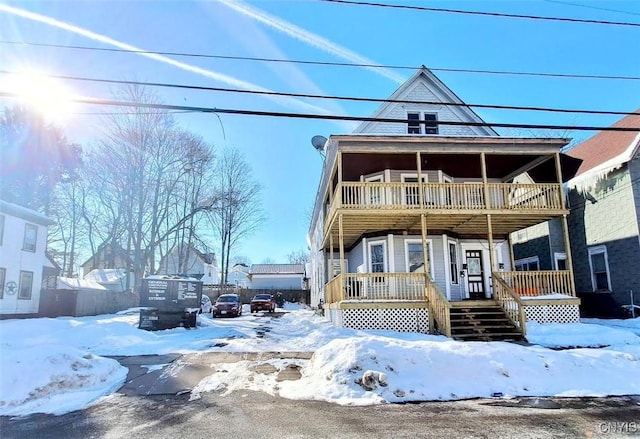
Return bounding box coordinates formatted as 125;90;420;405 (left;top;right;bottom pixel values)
492;274;527;336
325;272;427;303
497;270;575;297
425;279;451;337
332;182;563;215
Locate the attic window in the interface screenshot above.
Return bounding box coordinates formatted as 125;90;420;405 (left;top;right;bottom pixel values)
424;113;438;134
407;112;420;134
407;112;439;134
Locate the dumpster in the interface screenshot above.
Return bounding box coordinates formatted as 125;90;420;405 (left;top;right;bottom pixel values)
138;276;202;330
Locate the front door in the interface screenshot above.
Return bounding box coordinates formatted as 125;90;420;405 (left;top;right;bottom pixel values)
465;250;485;299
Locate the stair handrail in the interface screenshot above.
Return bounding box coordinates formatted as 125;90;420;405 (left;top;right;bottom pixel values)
425;278;451;337
493;273;527;336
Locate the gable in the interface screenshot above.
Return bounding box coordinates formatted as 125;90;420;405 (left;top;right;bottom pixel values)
353;67;497;137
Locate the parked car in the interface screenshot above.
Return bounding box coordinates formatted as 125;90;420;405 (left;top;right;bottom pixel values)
250;294;276;313
213;294;242;317
200;295;212;314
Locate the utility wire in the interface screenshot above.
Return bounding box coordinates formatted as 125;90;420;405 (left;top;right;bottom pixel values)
319;0;640;27
1;70;637;117
1;91;638;132
542;0;640;17
2;40;639;82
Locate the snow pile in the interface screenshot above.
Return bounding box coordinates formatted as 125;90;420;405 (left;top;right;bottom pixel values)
0;345;127;416
1;309;639;415
526;322;640;348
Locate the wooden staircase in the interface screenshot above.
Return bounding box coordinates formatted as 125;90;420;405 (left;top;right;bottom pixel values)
449;301;524;342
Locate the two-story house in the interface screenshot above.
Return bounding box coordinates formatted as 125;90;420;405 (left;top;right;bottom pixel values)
0;200;58;317
308;67;582;340
567;112;640;312
157;243;219;285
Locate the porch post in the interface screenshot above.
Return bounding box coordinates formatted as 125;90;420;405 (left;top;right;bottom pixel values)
480;152;490;208
508;233;516;271
422;214;434;330
416;151;424;208
337;151;343;206
421;214;429;281
487;214;496;299
339;214;346;296
328;232;334;304
555;153;576;295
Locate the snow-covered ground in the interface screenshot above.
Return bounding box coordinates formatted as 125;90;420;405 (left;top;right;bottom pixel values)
1;304;640;416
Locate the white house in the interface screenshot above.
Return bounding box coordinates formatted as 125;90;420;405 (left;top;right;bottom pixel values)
0;200;58;317
157;244;219;285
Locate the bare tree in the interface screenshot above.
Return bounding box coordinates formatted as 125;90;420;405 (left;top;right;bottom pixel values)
83;84;217;290
287;249;311;265
207;147;264;288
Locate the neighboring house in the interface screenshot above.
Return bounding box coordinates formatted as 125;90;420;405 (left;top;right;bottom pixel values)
0;200;59;317
249;264;307;290
308;67;582;340
81;242;131;277
157;244;219;285
565;112;640;309
84;268;132;293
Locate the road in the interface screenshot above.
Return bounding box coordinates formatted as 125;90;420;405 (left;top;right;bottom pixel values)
2;392;639;438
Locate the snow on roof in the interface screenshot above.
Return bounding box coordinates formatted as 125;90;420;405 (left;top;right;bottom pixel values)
0;200;54;226
84;269;127;285
57;277;108;291
249;264;306;275
567;111;640;192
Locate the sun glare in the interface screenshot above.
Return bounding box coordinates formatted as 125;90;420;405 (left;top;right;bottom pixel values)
4;70;75;124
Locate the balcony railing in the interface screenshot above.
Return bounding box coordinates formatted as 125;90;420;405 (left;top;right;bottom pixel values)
329;182;563;217
496;270;575;297
325;272;427;302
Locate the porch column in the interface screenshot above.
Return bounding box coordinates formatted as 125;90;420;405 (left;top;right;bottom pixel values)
480;152;490;209
328;232;334;304
555;153;576;295
508;233;516;271
337;151;343;206
416;152;424;208
421;214;429;280
487;214;496;299
339;214;346;295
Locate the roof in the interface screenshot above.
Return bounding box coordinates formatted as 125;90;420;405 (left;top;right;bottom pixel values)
58;277;108;291
250;264;306;275
567;111;640;177
84;269;127;285
352;66;497;137
0;200;54;226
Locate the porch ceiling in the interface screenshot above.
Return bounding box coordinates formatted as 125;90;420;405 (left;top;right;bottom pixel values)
324;210;565;249
340;152;580;183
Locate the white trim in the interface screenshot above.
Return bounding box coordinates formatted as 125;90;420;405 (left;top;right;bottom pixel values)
362;237;367;272
404;238;433;278
588;245;611;291
388;234;395;273
367;239;387;273
442;235;450;299
554;252;567;270
447;238;460;286
400;173;427;206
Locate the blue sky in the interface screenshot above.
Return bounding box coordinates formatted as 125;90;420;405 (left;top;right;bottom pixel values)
1;0;639;265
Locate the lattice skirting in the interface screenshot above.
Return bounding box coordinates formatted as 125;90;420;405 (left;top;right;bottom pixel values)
327;307;430;333
524;304;580;324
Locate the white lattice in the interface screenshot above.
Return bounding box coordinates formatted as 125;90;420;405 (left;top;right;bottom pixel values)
326;308;343;327
524;304;580;324
328;307;429;333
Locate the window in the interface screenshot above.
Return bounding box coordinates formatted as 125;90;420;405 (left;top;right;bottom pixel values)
449;242;458;284
369;241;386;273
0;267;5;299
18;271;33;300
588;246;610;291
554;252;567;270
0;214;4;246
407;112;421;134
423;113;438;134
23;224;37;252
515;256;539;271
404;240;433;278
407;112;439;134
401;174;427;205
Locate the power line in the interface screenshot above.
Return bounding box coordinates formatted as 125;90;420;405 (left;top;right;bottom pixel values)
2;40;639;82
1;91;638;132
1;70;636;117
319;0;640;27
542;0;640;17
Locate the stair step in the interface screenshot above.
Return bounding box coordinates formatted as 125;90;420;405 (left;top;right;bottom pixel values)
453;332;523;341
450;324;517;330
